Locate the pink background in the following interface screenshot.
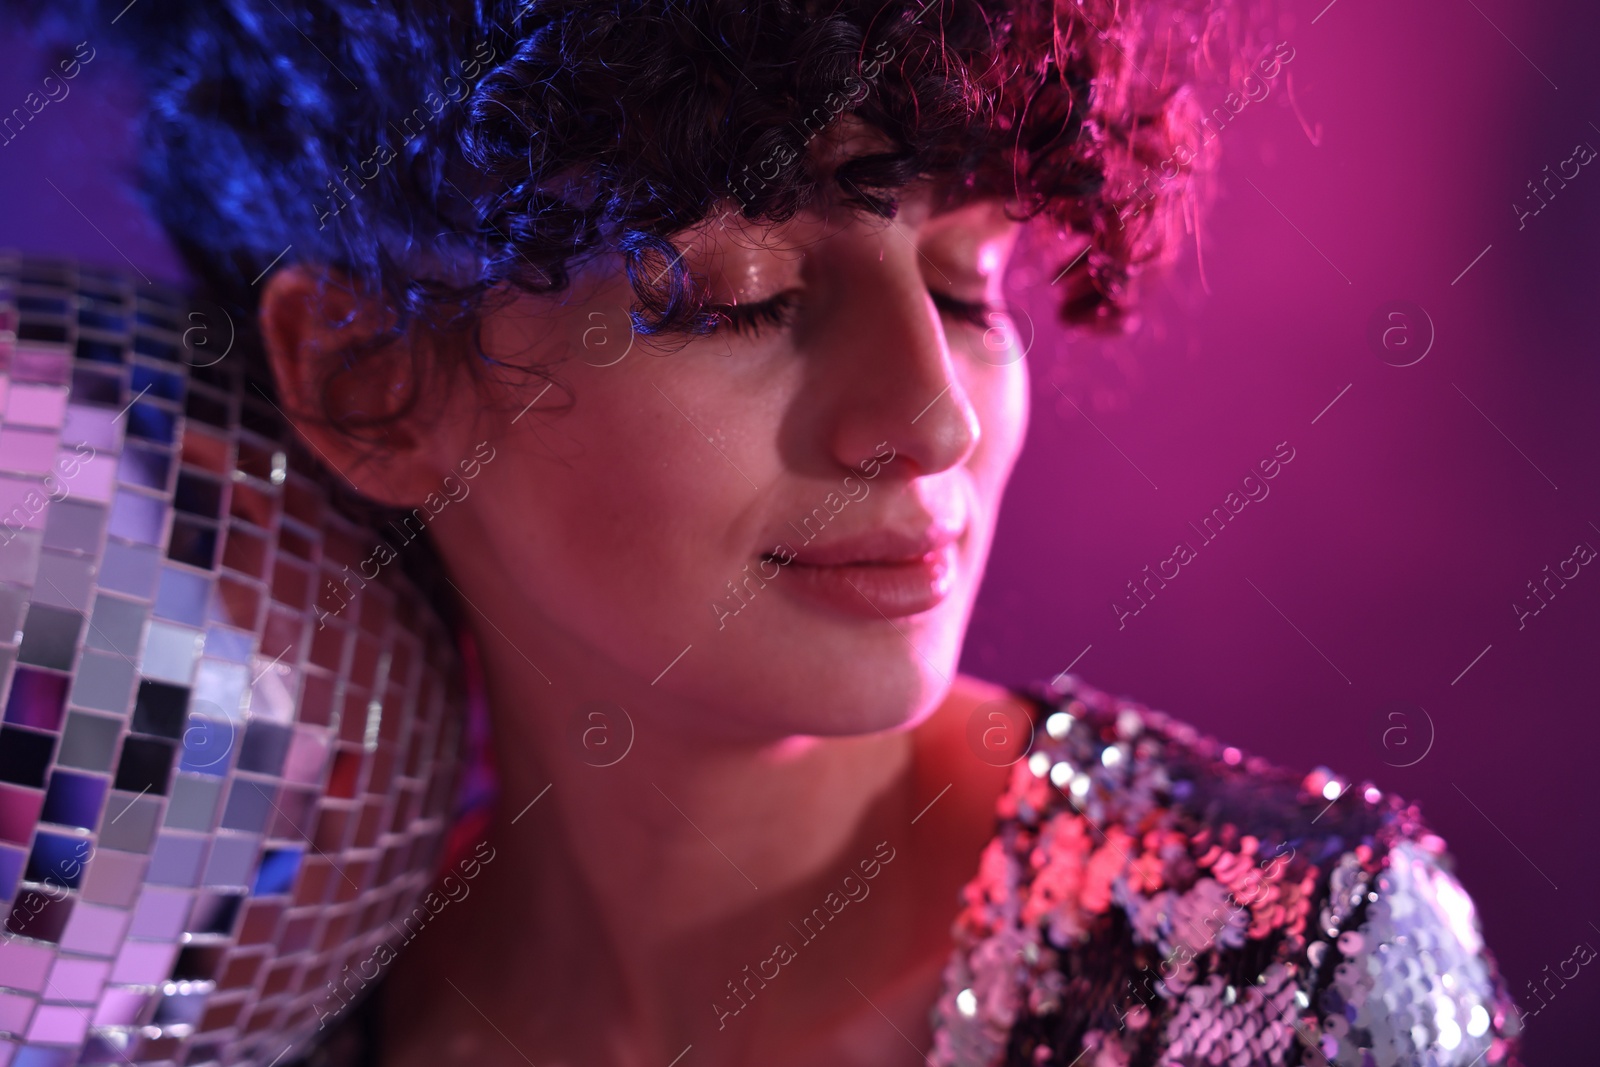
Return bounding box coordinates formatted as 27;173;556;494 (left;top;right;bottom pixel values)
3;1;1595;1058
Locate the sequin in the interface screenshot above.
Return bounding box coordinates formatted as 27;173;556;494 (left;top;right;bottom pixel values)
931;677;1524;1067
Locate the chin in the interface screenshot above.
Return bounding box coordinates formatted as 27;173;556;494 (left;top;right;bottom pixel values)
708;605;968;741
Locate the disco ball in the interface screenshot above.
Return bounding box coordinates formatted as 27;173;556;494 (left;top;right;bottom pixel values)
0;254;467;1065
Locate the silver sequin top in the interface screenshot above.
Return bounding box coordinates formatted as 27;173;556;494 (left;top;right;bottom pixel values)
928;676;1524;1067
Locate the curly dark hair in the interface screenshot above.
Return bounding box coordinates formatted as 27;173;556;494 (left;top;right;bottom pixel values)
18;0;1260;440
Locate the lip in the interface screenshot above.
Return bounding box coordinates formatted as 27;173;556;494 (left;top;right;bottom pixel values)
764;525;964;619
777;525;962;567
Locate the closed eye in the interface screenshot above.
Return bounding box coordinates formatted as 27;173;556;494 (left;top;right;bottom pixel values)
928;290;1002;330
710;291;802;337
707;289;1003;338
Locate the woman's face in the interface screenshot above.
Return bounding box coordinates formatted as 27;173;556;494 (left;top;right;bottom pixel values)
433;181;1031;741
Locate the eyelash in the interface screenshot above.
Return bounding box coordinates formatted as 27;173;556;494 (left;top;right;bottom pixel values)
931;291;1002;331
712;291;801;337
709;290;1002;338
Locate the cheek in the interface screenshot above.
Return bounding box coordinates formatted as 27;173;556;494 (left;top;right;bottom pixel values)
954;352;1029;587
959;330;1031;488
467;349;782;665
475;291;748;581
519;406;714;561
970;361;1029;531
989;357;1031;472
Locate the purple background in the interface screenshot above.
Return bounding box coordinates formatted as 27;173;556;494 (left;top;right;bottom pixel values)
3;1;1595;1059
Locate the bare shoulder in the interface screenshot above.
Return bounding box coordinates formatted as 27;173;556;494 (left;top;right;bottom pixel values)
906;673;1034;867
913;673;1036;773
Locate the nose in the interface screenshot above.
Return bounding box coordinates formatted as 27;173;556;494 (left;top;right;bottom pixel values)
820;241;982;479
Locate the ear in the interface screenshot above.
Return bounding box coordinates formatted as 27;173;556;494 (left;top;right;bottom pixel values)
258;264;467;507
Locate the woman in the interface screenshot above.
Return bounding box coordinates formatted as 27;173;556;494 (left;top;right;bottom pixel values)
0;0;1522;1064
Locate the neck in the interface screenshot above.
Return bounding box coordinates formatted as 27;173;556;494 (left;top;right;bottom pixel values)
386;605;932;1066
478;599;918;936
